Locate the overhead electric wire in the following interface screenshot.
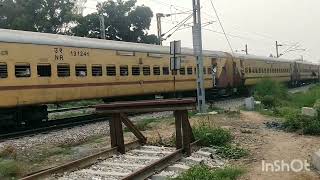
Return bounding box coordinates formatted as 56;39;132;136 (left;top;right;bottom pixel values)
208;0;234;55
161;13;193;38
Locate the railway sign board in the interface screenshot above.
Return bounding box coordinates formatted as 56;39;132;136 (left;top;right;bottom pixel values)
170;57;181;70
170;40;181;55
170;40;182;71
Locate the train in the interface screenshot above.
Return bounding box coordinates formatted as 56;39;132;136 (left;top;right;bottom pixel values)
0;29;319;128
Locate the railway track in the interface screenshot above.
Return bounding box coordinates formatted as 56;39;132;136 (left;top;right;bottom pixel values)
21;141;224;180
0;114;109;141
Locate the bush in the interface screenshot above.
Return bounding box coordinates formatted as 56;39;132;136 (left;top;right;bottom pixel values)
172;165;244;180
274;107;300;120
261;95;276;108
282;115;302;132
254;79;288;100
301;116;320;135
215;145;249;159
193;126;232;147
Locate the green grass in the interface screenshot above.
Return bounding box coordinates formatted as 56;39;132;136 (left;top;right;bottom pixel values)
215;145;249;159
172;165;245;180
29;146;74;163
0;159;23;179
193;126;232;147
254;80;320;135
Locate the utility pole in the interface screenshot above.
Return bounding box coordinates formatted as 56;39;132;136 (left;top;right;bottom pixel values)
276;41;282;58
156;13;164;45
192;0;206;113
244;44;248;55
99;15;106;40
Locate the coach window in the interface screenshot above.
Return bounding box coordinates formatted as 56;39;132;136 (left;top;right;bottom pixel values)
163;67;169;75
0;63;8;78
180;67;186;75
245;67;248;73
143;66;151;76
37;64;51;77
120;66;129;76
15;64;31;78
132;66;140;76
76;65;87;77
106;65;116;76
248;67;251;73
208;68;212;75
57;64;70;77
92;65;102;76
202;67;206;75
187;67;193;75
153;66;160;76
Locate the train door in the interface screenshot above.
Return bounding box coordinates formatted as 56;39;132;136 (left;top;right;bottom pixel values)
292;62;299;86
233;58;243;88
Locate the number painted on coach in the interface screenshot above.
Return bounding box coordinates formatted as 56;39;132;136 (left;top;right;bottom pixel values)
70;50;90;57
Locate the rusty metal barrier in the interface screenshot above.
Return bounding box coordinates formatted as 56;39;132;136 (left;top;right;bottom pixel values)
95;98;196;155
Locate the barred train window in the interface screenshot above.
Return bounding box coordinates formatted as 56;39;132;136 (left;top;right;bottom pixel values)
163;67;169;75
0;63;7;78
120;66;129;76
92;65;102;76
57;64;70;77
143;66;150;76
76;65;87;77
153;66;160;76
180;67;186;75
187;67;193;75
132;66;140;76
203;67;207;75
106;65;116;76
37;64;51;77
208;68;212;75
15;64;31;78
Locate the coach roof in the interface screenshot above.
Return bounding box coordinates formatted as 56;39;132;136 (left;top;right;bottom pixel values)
0;28;228;58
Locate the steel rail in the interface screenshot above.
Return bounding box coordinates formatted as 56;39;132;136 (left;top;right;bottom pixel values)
122;140;200;180
0;114;108;141
48;106;93;113
20;140;141;180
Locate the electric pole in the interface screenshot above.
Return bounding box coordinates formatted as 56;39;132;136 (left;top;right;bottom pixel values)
156;13;164;45
99;15;106;40
192;0;206;113
276;41;282;58
244;44;248;55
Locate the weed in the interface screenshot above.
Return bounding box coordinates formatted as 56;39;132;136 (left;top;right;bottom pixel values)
0;159;24;179
172;165;244;180
254;79;288;102
134;118;159;131
193;126;232;147
148;131;175;147
0;145;17;159
215;145;249;159
254;81;320;135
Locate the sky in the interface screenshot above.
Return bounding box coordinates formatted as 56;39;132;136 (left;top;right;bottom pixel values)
84;0;320;63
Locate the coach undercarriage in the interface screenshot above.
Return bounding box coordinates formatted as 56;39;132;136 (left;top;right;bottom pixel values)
0;105;48;129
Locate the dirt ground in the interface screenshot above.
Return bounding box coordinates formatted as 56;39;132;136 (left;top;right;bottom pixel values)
139;111;320;179
214;111;320;180
9;111;320;180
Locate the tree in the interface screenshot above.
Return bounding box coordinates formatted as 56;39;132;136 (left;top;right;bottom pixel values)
0;0;77;34
72;0;158;44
